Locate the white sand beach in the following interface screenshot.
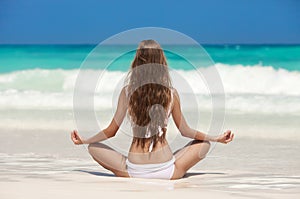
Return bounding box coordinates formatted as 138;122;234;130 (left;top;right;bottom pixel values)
2;170;299;199
1;126;299;199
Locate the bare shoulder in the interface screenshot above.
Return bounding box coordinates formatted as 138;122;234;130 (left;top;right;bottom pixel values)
120;86;128;99
169;87;181;114
116;86;129;106
171;87;180;102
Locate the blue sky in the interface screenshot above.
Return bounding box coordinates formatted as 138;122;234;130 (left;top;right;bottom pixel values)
0;0;299;44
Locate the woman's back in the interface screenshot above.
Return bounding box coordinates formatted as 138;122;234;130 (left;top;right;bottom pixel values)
126;86;174;164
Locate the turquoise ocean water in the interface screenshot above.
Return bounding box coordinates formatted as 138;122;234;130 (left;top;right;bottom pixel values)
0;44;299;72
0;44;300;140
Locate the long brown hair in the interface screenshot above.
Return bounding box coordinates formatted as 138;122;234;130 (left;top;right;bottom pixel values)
126;40;172;151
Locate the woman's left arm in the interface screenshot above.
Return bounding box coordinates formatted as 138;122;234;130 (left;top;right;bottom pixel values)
71;88;128;145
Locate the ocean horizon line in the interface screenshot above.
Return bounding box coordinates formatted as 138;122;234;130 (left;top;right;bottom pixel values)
1;43;300;46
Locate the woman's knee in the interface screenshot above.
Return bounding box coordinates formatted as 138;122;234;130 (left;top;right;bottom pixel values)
88;143;95;155
200;141;211;158
203;140;211;149
190;140;211;158
88;143;96;150
88;142;104;154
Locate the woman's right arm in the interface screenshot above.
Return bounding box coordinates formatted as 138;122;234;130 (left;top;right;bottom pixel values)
71;87;128;145
171;89;234;144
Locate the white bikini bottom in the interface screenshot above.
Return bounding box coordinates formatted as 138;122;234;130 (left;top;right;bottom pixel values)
126;156;175;180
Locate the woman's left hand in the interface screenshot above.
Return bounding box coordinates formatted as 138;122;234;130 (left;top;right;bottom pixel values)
71;130;84;145
216;130;234;144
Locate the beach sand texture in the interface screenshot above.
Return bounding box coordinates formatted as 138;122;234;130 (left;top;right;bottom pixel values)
1;128;299;198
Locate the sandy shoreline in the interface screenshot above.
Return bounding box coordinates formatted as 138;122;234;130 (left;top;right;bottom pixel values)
1;146;300;199
1;167;299;199
1;130;300;199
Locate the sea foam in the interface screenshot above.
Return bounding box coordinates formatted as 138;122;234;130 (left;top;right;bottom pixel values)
0;64;300;114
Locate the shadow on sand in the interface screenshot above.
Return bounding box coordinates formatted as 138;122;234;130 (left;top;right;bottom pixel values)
183;172;226;178
74;169;115;177
74;169;226;178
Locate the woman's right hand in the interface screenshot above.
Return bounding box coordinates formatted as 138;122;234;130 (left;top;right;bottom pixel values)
71;130;85;145
216;130;234;144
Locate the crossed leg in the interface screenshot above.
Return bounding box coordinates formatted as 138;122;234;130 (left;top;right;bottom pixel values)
88;143;129;177
171;140;211;180
88;140;210;179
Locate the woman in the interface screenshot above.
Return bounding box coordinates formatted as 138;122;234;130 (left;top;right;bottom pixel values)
71;40;234;180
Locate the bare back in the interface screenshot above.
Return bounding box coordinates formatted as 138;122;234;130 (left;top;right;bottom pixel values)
126;87;175;164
